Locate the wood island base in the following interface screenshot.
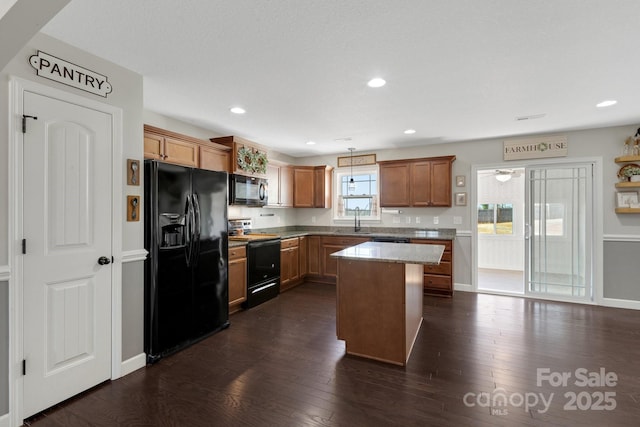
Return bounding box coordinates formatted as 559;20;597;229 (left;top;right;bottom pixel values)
336;258;424;366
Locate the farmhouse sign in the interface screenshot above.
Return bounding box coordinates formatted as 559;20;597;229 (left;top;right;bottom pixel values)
29;50;113;97
503;135;567;161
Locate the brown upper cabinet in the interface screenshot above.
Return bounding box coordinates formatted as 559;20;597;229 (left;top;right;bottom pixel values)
379;156;456;207
144;125;231;171
266;161;293;207
210;135;268;178
293;165;333;208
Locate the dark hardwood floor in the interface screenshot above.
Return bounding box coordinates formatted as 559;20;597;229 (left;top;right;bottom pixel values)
26;283;640;426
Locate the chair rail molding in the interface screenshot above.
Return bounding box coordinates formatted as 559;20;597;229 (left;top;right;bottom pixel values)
603;234;640;243
122;249;148;263
0;265;9;282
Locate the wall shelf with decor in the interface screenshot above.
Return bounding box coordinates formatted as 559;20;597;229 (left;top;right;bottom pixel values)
615;152;640;214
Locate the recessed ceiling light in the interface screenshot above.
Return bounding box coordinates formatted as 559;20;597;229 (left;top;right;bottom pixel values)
367;78;386;88
306;141;316;145
230;107;246;114
596;100;617;108
404;129;416;135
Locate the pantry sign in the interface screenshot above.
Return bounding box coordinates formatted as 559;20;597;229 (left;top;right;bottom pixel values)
29;50;113;97
504;135;567;161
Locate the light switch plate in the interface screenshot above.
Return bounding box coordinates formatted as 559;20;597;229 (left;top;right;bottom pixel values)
433;216;439;225
415;216;421;224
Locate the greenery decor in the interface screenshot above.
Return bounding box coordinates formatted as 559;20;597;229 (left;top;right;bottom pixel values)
237;145;268;174
622;166;640;178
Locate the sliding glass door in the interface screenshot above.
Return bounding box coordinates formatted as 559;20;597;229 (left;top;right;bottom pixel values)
525;164;593;301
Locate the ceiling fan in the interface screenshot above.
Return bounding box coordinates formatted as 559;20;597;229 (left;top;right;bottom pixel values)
494;169;522;182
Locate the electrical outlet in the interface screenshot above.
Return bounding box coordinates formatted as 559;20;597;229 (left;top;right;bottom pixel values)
311;216;316;223
415;216;421;224
453;216;462;225
393;216;401;224
433;216;439;225
405;216;411;224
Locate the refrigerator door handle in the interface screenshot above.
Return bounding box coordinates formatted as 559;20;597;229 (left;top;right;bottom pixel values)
192;194;201;266
185;195;194;267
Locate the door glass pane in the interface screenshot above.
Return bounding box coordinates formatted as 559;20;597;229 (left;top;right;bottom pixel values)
528;166;591;299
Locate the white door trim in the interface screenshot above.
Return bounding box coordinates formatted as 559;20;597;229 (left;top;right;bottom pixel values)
8;76;123;426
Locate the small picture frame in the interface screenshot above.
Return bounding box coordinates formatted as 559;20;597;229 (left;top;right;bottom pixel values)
455;175;466;187
616;191;639;208
455;192;467;206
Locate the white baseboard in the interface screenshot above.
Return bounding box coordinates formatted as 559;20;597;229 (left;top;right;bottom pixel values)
120;353;146;377
454;282;473;292
601;297;640;310
0;412;8;427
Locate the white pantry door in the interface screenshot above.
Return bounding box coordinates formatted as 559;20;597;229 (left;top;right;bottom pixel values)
22;90;113;418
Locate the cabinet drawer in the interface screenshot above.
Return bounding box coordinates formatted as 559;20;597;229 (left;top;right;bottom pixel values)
281;237;299;249
423;261;451;275
229;246;247;260
423;274;452;290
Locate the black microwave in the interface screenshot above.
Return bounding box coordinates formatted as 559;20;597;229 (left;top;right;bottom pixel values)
229;174;268;206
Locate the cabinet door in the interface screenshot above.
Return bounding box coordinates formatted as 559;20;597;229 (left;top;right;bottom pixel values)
266;164;281;206
280;166;294;207
200;145;230;172
322;244;344;280
298;236;308;277
429;159;452;206
164;137;199;167
307;236;321;275
410;161;432;206
290;245;300;282
144;132;164;160
314;166;332;208
280;247;292;286
293;167;315;207
380;162;411;206
229;257;247;306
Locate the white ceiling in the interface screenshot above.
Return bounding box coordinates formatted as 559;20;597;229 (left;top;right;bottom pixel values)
41;0;640;157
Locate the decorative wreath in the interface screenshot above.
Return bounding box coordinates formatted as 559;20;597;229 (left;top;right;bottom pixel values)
236;146;268;174
253;151;268;174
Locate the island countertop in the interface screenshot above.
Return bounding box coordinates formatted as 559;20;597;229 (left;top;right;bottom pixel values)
330;241;445;265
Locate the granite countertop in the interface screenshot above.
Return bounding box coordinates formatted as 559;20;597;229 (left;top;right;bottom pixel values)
228;226;456;247
329;241;445;265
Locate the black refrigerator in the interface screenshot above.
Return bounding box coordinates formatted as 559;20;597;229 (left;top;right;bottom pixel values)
144;160;229;363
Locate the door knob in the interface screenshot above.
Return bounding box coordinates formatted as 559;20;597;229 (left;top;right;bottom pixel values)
98;256;111;265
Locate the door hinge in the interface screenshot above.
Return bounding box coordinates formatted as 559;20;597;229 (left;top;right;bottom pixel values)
22;359;26;376
22;239;26;254
22;115;38;133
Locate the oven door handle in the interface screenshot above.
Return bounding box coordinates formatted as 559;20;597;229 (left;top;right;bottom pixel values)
250;281;278;294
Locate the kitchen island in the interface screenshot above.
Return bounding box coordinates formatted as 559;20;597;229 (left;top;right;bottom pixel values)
330;241;445;366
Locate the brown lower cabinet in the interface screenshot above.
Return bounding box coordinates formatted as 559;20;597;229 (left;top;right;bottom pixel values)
280;237;301;291
228;246;247;314
305;236;371;284
410;239;454;296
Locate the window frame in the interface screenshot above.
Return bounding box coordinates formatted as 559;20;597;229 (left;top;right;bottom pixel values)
333;165;381;221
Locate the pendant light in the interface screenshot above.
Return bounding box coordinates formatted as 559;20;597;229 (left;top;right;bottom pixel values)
348;147;356;192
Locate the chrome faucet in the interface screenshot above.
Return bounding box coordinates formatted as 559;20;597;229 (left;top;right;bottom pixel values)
354;206;361;232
